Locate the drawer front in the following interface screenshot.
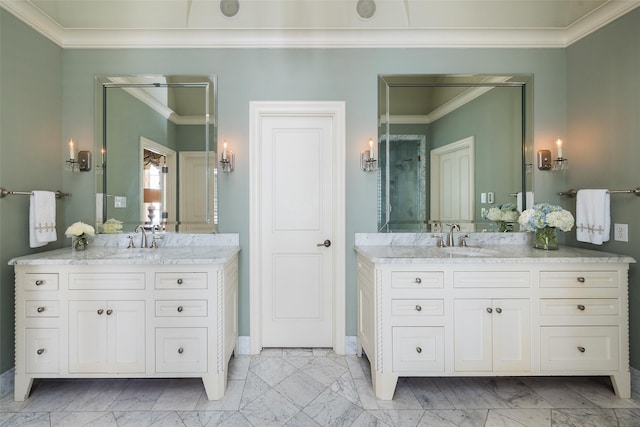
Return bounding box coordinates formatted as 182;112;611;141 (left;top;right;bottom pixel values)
155;328;207;373
25;329;59;373
539;271;618;288
391;271;443;289
24;274;58;291
155;300;208;317
540;326;619;371
155;272;207;290
454;271;530;288
69;273;145;290
391;299;444;317
25;300;60;318
392;327;445;372
540;299;619;317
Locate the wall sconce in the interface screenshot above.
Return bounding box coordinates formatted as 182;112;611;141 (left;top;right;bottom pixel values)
537;137;568;171
96;148;105;175
65;139;92;173
361;137;377;172
220;140;235;173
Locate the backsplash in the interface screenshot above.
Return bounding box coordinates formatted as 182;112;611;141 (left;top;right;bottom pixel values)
355;232;533;247
90;233;239;247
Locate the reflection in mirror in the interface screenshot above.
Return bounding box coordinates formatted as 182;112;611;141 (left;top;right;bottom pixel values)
378;75;532;233
96;75;217;233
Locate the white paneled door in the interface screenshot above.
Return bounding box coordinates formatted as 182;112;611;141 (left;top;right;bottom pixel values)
250;102;345;353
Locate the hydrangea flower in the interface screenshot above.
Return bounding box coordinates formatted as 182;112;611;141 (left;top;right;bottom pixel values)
518;203;574;232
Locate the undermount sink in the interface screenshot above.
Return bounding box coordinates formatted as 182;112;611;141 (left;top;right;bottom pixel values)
444;247;501;257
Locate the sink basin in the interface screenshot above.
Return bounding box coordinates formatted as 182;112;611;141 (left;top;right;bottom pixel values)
444;247;501;257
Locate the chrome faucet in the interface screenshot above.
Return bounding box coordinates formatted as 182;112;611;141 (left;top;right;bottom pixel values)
135;225;148;248
447;224;460;247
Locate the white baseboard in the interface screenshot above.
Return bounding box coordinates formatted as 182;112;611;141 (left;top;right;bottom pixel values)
0;368;14;398
235;336;358;356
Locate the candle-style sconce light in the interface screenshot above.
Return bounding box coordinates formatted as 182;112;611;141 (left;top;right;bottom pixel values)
537;137;568;171
65;139;92;173
361;137;377;172
96;148;105;175
220;140;235;173
552;137;568;170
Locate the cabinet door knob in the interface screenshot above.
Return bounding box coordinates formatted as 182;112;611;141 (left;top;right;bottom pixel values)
106;309;113;315
495;307;502;314
414;278;422;284
37;306;45;313
178;347;184;354
416;347;422;354
577;277;586;283
486;307;493;313
177;279;183;285
177;306;184;312
97;309;104;315
37;348;45;355
577;304;586;311
577;346;586;353
415;305;422;312
35;280;44;286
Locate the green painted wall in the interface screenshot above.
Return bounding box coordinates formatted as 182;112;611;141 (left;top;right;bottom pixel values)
565;8;640;367
0;10;63;374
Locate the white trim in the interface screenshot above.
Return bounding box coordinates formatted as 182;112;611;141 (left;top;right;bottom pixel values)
2;0;638;49
249;101;346;356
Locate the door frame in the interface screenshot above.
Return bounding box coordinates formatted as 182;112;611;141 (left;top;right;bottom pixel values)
249;101;346;355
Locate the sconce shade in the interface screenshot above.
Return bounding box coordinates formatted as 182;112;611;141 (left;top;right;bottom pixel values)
143;188;162;203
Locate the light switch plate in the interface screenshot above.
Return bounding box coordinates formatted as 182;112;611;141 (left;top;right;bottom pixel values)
114;196;127;208
614;223;628;242
487;192;494;204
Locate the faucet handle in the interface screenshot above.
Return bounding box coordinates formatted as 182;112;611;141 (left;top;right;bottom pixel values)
432;234;445;247
460;234;469;247
150;236;160;249
127;235;135;248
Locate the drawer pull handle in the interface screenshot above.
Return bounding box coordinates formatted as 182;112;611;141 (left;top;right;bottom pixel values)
495;307;502;314
97;309;104;315
177;279;183;285
37;307;45;313
106;309;113;315
415;305;422;312
416;347;422;354
577;277;586;283
577;346;586;353
177;306;184;312
486;307;493;313
414;278;422;284
178;347;184;354
577;304;586;311
36;348;45;355
35;280;44;286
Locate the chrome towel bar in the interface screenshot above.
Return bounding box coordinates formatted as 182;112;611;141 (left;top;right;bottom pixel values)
0;187;71;199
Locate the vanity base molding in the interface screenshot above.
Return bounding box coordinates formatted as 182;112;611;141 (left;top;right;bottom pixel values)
356;256;631;400
14;260;238;401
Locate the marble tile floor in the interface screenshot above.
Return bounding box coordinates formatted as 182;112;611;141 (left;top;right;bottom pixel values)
2;348;640;427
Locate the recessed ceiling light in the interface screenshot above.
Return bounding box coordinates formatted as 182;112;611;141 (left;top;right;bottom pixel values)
356;0;376;20
220;0;240;18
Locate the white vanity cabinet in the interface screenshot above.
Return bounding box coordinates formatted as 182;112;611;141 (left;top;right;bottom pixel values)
356;252;632;400
13;253;239;402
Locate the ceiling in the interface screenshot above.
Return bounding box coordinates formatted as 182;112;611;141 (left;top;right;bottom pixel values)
1;0;639;48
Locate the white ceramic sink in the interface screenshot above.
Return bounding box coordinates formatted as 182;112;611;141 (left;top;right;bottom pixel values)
444;247;501;257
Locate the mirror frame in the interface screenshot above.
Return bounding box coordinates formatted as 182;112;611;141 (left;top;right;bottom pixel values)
95;75;218;232
378;74;533;232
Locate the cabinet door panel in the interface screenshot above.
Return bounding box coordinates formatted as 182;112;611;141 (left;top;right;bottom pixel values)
108;301;146;373
492;299;530;372
69;301;108;373
454;299;492;371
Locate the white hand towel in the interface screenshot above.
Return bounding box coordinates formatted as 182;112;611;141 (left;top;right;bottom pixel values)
29;191;57;248
517;192;534;211
576;189;610;245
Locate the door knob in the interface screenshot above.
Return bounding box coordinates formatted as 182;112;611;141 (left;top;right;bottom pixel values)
317;239;332;247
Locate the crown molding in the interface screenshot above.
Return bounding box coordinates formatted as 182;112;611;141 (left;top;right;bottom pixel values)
2;0;639;49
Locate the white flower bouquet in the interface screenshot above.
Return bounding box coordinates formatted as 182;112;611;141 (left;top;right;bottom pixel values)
100;218;123;234
65;221;95;250
484;203;519;232
518;203;574;249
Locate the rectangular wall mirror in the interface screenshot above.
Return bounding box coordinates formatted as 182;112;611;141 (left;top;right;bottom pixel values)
95;75;217;233
378;74;533;233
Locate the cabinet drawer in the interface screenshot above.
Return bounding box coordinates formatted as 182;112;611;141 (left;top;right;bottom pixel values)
454;271;530;288
392;327;445;372
23;274;58;291
539;271;618;288
540;326;618;371
391;272;443;289
391;299;444;317
69;273;145;290
155;300;208;317
540;299;619;317
25;329;59;373
25;300;60;318
155;273;207;290
156;328;207;373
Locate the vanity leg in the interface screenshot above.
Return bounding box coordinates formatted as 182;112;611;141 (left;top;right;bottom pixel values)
201;373;227;400
611;372;631;399
371;369;398;400
14;375;33;401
